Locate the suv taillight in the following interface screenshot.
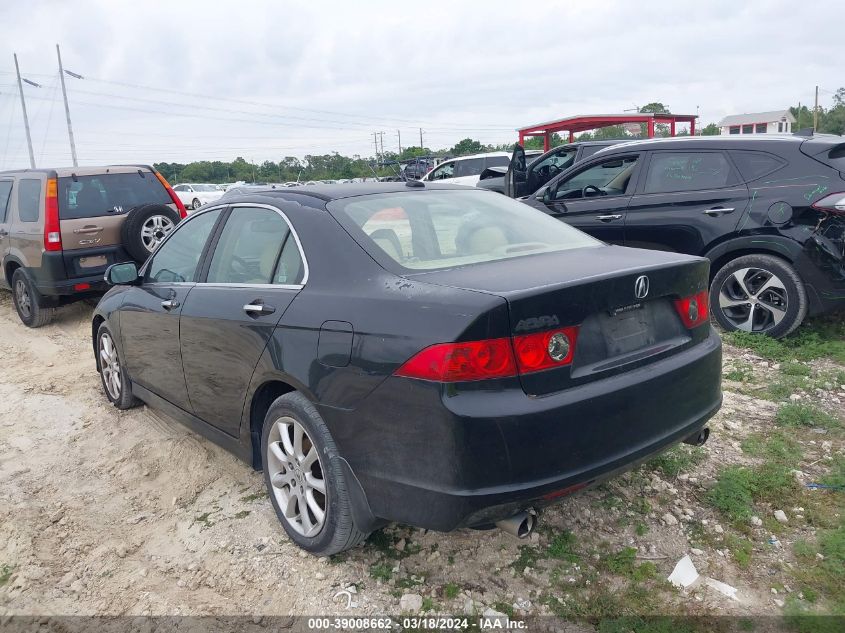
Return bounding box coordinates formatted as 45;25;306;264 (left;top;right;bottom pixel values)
44;178;61;251
155;171;187;218
674;290;710;328
811;192;845;215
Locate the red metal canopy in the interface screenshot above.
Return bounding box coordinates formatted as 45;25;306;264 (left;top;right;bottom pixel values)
517;113;698;151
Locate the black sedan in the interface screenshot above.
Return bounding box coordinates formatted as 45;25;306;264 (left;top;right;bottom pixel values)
92;182;722;555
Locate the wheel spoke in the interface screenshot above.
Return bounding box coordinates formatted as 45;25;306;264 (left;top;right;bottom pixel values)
280;423;296;457
298;492;314;532
719;294;749;309
305;489;325;525
268;441;287;466
735;304;756;332
293;425;304;460
758;300;787;325
305;472;325;493
729;268;753;298
301;446;318;469
753;274;785;297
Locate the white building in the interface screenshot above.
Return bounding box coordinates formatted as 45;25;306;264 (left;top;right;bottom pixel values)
717;110;796;135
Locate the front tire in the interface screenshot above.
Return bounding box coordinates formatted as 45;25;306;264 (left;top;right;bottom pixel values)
96;323;140;410
191;198;202;210
710;254;807;338
11;268;54;328
261;392;369;556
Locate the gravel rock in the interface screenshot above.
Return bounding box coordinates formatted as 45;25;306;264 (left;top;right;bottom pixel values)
750;516;763;527
774;510;788;524
400;593;423;613
662;513;678;526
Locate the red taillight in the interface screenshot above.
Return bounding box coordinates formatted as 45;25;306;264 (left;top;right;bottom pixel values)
674;290;710;328
541;481;590;501
513;326;579;374
811;192;845;215
44;178;61;251
394;338;517;382
155;171;187;218
73;283;90;291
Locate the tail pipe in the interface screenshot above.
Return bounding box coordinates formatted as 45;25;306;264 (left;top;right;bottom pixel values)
495;509;537;539
683;427;710;447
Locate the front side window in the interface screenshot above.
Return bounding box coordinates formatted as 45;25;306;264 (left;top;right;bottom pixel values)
533;148;577;178
554;155;640;200
58;172;171;219
206;207;295;284
329;190;600;272
146;209;221;283
0;180;13;223
644;152;734;194
18;179;41;223
429;162;454;180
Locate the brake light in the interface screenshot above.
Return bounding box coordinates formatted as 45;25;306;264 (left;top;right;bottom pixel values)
674;290;710;328
394;338;517;382
155;170;187;218
44;178;61;251
811;192;845;215
513;326;579;374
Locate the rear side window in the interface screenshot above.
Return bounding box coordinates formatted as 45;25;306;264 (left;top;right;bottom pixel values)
816;144;845;172
453;158;485;177
729;151;785;182
644;152;735;193
485;156;510;168
57;171;171;219
18;179;41;223
0;180;12;223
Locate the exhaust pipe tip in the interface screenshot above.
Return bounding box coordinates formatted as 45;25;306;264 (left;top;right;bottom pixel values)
495;510;537;539
683;427;710;447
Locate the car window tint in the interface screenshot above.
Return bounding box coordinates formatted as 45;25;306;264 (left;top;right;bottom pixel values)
274;233;305;285
555;156;639;200
0;180;13;223
430;162;454;180
146;209;221;283
644;152;733;193
18;179;41;223
207;207;288;284
453;158;485;178
729;151;785;182
57;172;170;219
329;190;600;272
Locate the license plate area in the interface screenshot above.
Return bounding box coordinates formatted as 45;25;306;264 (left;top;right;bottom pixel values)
79;255;107;269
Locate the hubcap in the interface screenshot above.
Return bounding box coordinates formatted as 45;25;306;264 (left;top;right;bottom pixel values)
192;199;201;210
15;279;31;318
140;215;175;252
99;332;122;400
266;417;326;537
718;267;788;333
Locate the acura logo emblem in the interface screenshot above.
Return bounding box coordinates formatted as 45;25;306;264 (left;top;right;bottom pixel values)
634;275;649;299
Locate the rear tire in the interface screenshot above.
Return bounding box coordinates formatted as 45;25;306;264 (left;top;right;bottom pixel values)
710;254;807;338
191;198;202;210
11;268;54;328
261;392;369;556
96;323;140;410
121;204;181;263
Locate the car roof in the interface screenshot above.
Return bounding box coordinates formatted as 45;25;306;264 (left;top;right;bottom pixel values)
0;164;155;177
218;181;477;205
592;134;814;155
444;151;512;161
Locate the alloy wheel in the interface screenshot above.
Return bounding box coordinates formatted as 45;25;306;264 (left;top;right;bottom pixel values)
99;332;122;400
15;279;31;318
718;267;788;333
192;198;202;210
140;215;175;252
266;416;327;537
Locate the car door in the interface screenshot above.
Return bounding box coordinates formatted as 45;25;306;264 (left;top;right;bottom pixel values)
523;153;643;244
624;150;748;254
179;204;306;436
0;178;13;288
451;157;486;186
120;207;223;409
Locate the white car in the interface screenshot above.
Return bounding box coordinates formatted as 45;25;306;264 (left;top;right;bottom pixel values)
421;152;512;186
172;183;224;211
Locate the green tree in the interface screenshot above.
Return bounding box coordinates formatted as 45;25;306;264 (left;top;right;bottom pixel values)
449;138;485;156
701;123;720;136
639;102;671;137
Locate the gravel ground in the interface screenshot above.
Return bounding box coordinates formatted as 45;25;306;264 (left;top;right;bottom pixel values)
0;292;842;622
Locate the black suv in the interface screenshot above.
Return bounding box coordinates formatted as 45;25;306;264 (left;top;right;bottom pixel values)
516;135;845;337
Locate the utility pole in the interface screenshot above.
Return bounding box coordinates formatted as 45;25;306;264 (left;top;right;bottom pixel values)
378;131;384;157
373;132;380;163
419;128;424;150
813;85;819;132
13;53;35;169
397;129;402;155
56;44;78;167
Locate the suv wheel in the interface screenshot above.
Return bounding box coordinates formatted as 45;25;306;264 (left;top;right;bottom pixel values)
11;268;54;328
191;198;202;210
96;323;140;409
121;204;181;262
261;392;369;556
710;254;807;338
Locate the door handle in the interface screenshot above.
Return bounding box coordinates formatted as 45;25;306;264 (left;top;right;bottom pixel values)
73;225;104;234
595;214;622;222
161;298;180;310
243;302;276;316
703;207;735;216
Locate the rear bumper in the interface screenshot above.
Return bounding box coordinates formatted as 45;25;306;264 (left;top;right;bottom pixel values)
321;328;723;532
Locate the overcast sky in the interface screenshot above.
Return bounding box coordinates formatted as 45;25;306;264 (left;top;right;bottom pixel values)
0;0;842;170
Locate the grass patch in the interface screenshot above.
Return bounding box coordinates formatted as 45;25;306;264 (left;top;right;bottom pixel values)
0;564;12;586
598;547;657;582
708;463;799;523
635;522;649;537
192;512;215;528
239;492;267;503
443;582;460;600
725;362;755;382
368;562;393;582
547;530;580;562
233;510;250;519
821;456;845;489
724;533;754;569
776;403;840;429
646;445;706;478
421;597;435;613
781;361;812;377
741;431;803;465
788;525;845;617
722;316;845;364
510;545;543;570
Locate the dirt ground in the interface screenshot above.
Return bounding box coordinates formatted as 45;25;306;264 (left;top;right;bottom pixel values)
0;291;842;622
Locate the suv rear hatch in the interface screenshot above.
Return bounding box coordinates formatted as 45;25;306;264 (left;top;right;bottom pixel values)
409;245;710;395
57;167;174;279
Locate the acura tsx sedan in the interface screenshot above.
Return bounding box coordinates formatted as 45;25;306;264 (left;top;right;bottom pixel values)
92;182;722;555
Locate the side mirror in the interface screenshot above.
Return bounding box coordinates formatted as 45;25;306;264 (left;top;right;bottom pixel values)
539;187;554;203
105;262;139;286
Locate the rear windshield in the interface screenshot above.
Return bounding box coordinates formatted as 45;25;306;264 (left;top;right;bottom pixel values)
328;189;600;272
57;171;170;219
